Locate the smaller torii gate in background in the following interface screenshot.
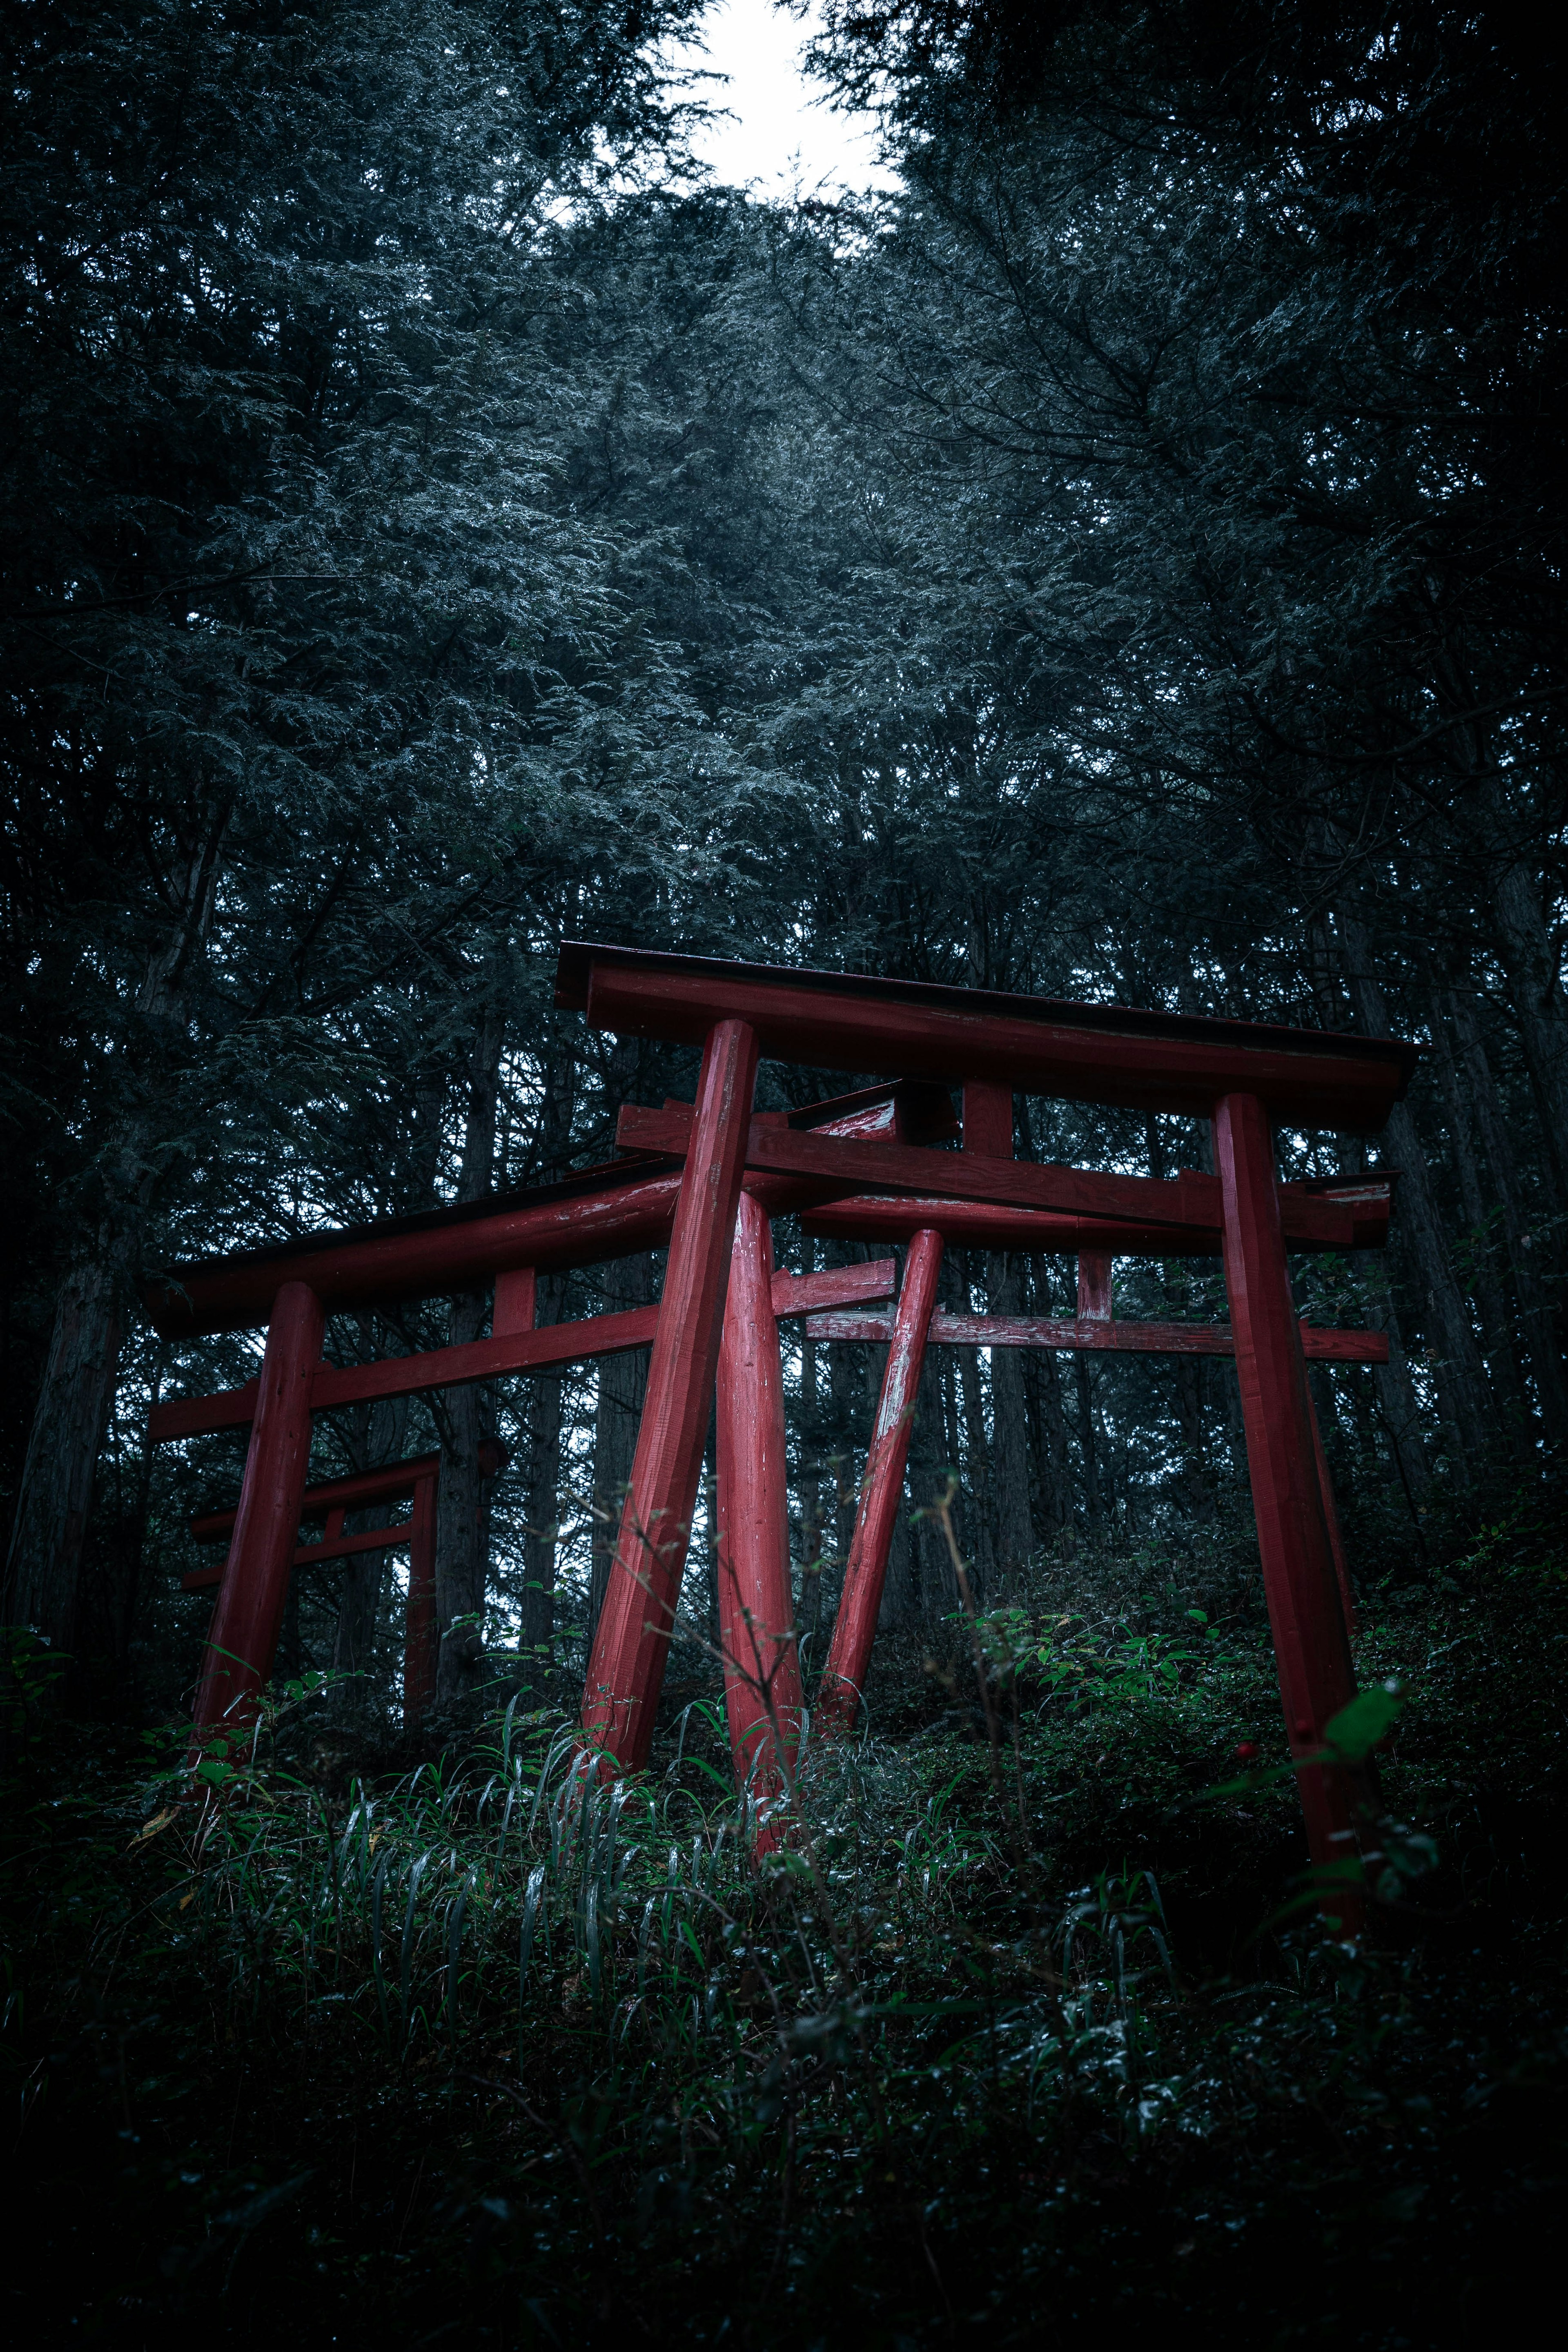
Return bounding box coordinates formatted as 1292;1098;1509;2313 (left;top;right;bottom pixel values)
145;945;1416;1918
183;1441;506;1723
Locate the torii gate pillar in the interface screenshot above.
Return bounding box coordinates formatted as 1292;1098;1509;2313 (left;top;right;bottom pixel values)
1215;1093;1364;1925
191;1279;323;1743
583;1018;760;1772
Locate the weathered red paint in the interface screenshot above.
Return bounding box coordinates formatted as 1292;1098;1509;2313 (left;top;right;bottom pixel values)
715;1191;802;1825
185;1446;469;1725
817;1228;945;1733
962;1079;1014;1158
582;1019;761;1773
146;1162;685;1339
1214;1092;1365;1931
149;1263;897;1456
619;1107;1373;1251
188;1451;443;1546
493;1266;537;1336
149;1302;665;1442
557;943;1419;1129
1078;1251;1114;1322
770;1259;895;1318
800;1183;1392;1256
190;1281;323;1741
800;1310;1389;1364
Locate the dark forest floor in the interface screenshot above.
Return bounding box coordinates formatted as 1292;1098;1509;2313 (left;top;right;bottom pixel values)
5;1504;1567;2350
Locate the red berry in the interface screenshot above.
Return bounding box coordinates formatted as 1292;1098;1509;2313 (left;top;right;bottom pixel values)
1234;1741;1260;1763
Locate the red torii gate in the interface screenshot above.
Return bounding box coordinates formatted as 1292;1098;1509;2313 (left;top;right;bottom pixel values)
146;1132;906;1734
553;945;1413;1902
183;1443;508;1724
145;945;1415;1914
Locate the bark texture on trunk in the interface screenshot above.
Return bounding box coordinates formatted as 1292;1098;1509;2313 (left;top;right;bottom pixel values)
520;1272;566;1688
7;834;221;1672
1075;1355;1104;1528
1481;775;1568;1192
986;1254;1034;1589
590;1254;651;1649
906;1348;952;1621
1335;908;1491;1473
1425;997;1534;1450
5;1251;124;1654
1447;989;1568;1443
435;1001;503;1703
331;1390;410;1719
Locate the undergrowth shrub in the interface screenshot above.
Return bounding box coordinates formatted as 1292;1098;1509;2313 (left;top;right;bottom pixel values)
3;1508;1566;2346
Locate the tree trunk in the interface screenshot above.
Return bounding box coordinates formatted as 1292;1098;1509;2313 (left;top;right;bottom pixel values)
589;1254;651;1650
1369;1272;1433;1505
1334;907;1492;1475
5;828;222;1677
906;1349;952;1624
331;1388;410;1721
1425;993;1533;1451
1447;989;1568;1445
1074;1356;1104;1528
1173;1354;1215;1521
520;1273;566;1692
5;1249;125;1656
986;1254;1034;1589
955;1326;996;1600
435;1000;504;1704
1479;773;1568;1192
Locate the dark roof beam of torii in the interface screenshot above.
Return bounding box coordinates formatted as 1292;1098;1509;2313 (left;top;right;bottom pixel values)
555;943;1421;1131
142;1079;956;1341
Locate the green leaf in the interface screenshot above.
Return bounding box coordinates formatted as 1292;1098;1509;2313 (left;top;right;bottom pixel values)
1324;1681;1405;1761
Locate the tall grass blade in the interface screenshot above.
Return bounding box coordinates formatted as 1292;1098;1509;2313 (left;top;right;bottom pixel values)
400;1852;430;2043
370;1851;390;2039
518;1863;547;2069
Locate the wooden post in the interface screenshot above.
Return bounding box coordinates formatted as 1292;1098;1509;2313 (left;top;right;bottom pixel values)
962;1078;1014;1158
1077;1250;1114;1321
402;1472;439;1725
493;1266;537;1336
714;1191;801;1822
191;1279;323;1742
582;1018;760;1772
818;1227;944;1732
1214;1093;1364;1928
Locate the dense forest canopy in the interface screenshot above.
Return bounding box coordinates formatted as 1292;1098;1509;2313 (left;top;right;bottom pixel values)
4;5;1567;2342
4;0;1563;1714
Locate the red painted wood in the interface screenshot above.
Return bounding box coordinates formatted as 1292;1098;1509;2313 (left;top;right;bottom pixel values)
581;1018;761;1773
149;1303;664;1443
1078;1251;1114;1321
801;1185;1392;1256
1308;1389;1357;1637
769;1259;896;1318
817;1229;945;1733
559;945;1418;1129
962;1079;1014;1158
715;1191;802;1830
191;1281;324;1739
800;1310;1389;1363
1214;1092;1365;1931
403;1473;439;1724
493;1266;537;1336
617;1109;1367;1249
147;1166;684;1339
189;1452;443;1540
625;1080;959;1150
182;1517;416;1589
